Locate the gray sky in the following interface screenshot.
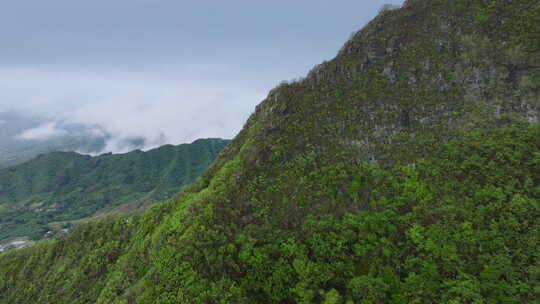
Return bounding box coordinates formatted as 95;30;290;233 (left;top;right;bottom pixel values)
0;0;404;152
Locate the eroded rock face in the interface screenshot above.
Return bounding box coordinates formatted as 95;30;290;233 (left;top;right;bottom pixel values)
258;0;540;164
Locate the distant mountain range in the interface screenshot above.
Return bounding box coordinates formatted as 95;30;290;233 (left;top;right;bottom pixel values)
0;112;107;168
0;138;229;240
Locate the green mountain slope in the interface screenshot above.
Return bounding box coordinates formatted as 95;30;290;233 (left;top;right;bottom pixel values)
0;138;229;240
1;0;539;303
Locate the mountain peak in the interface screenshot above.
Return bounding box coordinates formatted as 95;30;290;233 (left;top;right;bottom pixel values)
1;1;539;302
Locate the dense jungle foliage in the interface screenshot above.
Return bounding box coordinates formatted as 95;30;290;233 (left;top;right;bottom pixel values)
1;122;538;303
0;0;538;302
0;138;228;240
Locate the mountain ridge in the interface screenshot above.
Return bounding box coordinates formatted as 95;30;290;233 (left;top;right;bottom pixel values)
0;138;229;241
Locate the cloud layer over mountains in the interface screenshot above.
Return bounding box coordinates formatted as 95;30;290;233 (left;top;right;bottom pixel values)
1;67;265;152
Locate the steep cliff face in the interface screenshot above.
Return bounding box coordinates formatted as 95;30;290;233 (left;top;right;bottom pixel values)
238;0;539;168
0;0;539;303
198;0;539;230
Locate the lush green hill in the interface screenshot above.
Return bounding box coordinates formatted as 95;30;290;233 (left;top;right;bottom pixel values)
0;0;539;303
0;138;229;240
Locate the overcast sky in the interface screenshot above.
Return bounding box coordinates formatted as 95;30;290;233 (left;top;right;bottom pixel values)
0;0;404;152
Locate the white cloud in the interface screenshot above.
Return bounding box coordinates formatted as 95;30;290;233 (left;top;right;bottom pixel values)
16;122;66;141
0;67;267;152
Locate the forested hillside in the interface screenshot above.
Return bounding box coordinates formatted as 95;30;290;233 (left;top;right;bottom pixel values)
0;0;538;302
0;138;229;240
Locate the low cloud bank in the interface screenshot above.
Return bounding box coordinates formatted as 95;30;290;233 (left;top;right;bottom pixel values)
16;122;66;141
1;67;266;153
